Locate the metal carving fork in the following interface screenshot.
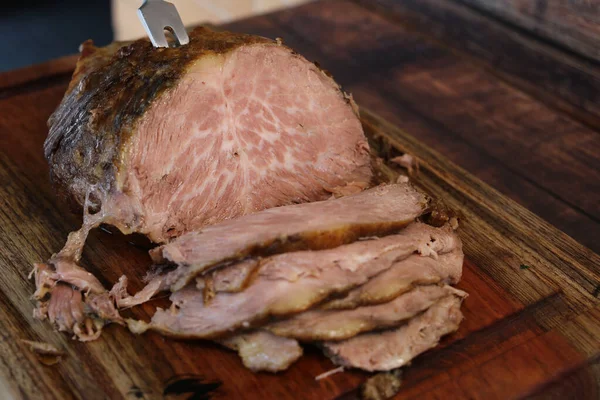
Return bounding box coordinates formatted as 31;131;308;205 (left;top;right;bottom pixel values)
138;0;189;48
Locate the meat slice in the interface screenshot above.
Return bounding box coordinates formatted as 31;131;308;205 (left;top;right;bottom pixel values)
154;183;430;291
198;259;259;294
266;285;462;341
129;223;460;339
205;220;460;300
322;248;463;310
220;331;303;373
45;27;372;244
31;260;123;341
35;283;106;342
323;292;466;371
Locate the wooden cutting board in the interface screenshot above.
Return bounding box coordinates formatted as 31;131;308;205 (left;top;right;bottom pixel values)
0;56;599;400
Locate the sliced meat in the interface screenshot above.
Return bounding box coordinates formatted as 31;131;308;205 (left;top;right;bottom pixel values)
32;259;105;298
198;259;260;293
323;292;466;371
220;331;303;372
32;262;103;341
46;27;372;244
266;285;461;341
40;283;104;341
322;248;463;310
31;200;108;301
31;193;129;340
196;259;261;304
154;183;430;291
129;223;459;339
44;284;86;333
110;275;165;309
203;220;459;301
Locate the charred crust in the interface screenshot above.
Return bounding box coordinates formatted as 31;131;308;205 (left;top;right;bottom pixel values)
313;61;333;78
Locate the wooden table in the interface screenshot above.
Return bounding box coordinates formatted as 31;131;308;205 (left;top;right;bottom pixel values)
1;1;599;399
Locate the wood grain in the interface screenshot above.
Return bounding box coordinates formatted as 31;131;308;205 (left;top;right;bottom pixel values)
354;0;600;132
456;0;600;62
0;2;599;398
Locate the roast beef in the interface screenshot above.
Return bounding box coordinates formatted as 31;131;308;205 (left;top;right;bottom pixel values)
45;27;372;244
35;26;469;376
197;222;461;300
323;292;466;371
31;182;429;340
322;248;463;310
153;183;430;291
219;330;303;373
44;284;99;339
33;278;122;341
213;285;463;372
202;259;259;293
266;285;462;341
129;223;460;338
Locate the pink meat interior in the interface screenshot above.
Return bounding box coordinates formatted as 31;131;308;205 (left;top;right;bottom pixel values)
122;43;372;242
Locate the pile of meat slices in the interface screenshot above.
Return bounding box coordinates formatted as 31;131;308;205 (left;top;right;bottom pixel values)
33;28;467;373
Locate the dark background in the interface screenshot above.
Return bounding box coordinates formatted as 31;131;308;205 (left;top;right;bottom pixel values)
0;0;113;72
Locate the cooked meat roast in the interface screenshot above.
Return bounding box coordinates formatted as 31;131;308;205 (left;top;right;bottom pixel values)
203;259;258;293
46;27;372;243
219;284;466;373
35;27;468;380
323;292;466;371
266;283;463;341
321;247;462;310
129;221;458;338
153;183;429;291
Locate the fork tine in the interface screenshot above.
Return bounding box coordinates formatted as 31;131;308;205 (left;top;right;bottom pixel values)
138;0;189;48
167;23;190;46
137;8;169;48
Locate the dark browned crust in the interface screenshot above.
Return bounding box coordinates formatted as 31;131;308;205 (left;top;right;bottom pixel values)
45;27;273;210
420;198;460;227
